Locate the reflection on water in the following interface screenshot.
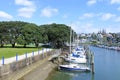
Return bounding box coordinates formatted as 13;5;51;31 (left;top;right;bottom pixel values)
46;66;93;80
46;70;72;80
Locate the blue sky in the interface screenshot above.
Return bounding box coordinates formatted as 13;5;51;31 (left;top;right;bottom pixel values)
0;0;120;33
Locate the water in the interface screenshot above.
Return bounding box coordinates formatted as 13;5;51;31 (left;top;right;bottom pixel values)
46;46;120;80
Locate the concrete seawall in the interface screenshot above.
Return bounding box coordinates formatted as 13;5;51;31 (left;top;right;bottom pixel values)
19;58;57;80
0;49;61;80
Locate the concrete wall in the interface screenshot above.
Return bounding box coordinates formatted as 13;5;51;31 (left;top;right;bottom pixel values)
0;49;61;78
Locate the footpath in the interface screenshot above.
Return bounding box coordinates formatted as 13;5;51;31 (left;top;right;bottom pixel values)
0;48;61;80
0;48;51;66
1;55;54;80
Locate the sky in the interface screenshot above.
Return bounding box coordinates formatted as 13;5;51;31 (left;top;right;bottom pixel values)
0;0;120;33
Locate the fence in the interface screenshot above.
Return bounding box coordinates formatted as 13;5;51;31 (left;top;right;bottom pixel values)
0;48;61;78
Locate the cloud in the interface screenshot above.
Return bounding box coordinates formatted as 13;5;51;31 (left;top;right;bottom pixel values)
101;13;116;21
117;7;120;11
70;21;120;33
105;25;120;33
0;11;13;19
69;22;99;33
15;0;36;18
40;7;58;18
87;0;97;6
15;0;34;6
115;16;120;22
79;13;95;19
110;0;120;4
83;13;94;18
18;7;35;18
79;12;119;22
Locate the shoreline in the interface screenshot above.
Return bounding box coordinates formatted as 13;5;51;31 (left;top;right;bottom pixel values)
0;49;62;80
0;53;59;80
19;59;57;80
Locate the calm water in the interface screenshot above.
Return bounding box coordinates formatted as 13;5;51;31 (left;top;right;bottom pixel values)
46;46;120;80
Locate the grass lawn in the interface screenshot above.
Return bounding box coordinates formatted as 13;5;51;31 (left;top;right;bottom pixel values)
0;47;41;59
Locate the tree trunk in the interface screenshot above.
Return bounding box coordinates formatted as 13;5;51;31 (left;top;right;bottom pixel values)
1;44;4;47
35;43;39;48
24;44;27;48
0;41;4;47
12;43;15;48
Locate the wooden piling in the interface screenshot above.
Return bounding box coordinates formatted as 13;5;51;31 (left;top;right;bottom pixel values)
85;46;95;74
84;46;95;75
91;53;95;74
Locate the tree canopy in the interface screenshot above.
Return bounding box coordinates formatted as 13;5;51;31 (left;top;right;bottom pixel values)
0;21;76;48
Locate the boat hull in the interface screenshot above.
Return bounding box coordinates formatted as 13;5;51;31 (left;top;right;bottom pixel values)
65;57;87;64
59;65;90;72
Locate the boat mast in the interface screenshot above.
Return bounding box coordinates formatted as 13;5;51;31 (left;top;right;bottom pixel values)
72;31;74;46
70;26;72;53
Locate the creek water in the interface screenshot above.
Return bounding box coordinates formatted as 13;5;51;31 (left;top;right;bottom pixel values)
46;46;120;80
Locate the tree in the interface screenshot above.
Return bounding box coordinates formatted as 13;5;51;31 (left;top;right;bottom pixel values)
39;23;73;48
32;26;43;47
91;33;97;40
0;21;28;47
0;21;76;48
0;21;12;47
20;23;38;47
39;25;49;44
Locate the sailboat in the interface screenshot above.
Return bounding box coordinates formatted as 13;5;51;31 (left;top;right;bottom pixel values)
64;46;87;64
59;63;90;71
58;27;90;72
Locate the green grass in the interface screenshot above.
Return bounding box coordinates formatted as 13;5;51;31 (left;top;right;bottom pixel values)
0;48;41;59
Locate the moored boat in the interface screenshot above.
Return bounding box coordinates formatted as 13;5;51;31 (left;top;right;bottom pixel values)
59;63;90;71
65;55;87;64
64;46;87;64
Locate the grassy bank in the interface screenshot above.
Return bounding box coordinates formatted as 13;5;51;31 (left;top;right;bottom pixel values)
0;47;41;59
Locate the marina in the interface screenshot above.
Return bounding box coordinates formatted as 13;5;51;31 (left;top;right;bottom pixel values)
46;46;120;80
58;46;93;72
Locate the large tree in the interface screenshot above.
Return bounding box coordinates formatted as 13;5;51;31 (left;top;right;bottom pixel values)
8;21;28;47
0;21;28;47
0;22;9;47
20;23;38;47
39;23;74;48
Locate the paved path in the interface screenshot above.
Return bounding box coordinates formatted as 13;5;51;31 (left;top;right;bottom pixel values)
18;58;56;80
0;55;53;80
0;48;52;66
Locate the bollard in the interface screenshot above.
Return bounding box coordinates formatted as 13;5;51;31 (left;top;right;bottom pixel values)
46;48;48;57
32;51;34;57
16;53;18;62
32;51;34;62
42;48;44;59
42;48;44;53
38;50;40;59
45;48;47;52
2;56;4;65
25;53;27;59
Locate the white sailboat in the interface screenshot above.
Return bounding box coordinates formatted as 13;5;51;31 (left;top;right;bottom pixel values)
59;27;90;71
64;47;87;64
59;63;90;71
